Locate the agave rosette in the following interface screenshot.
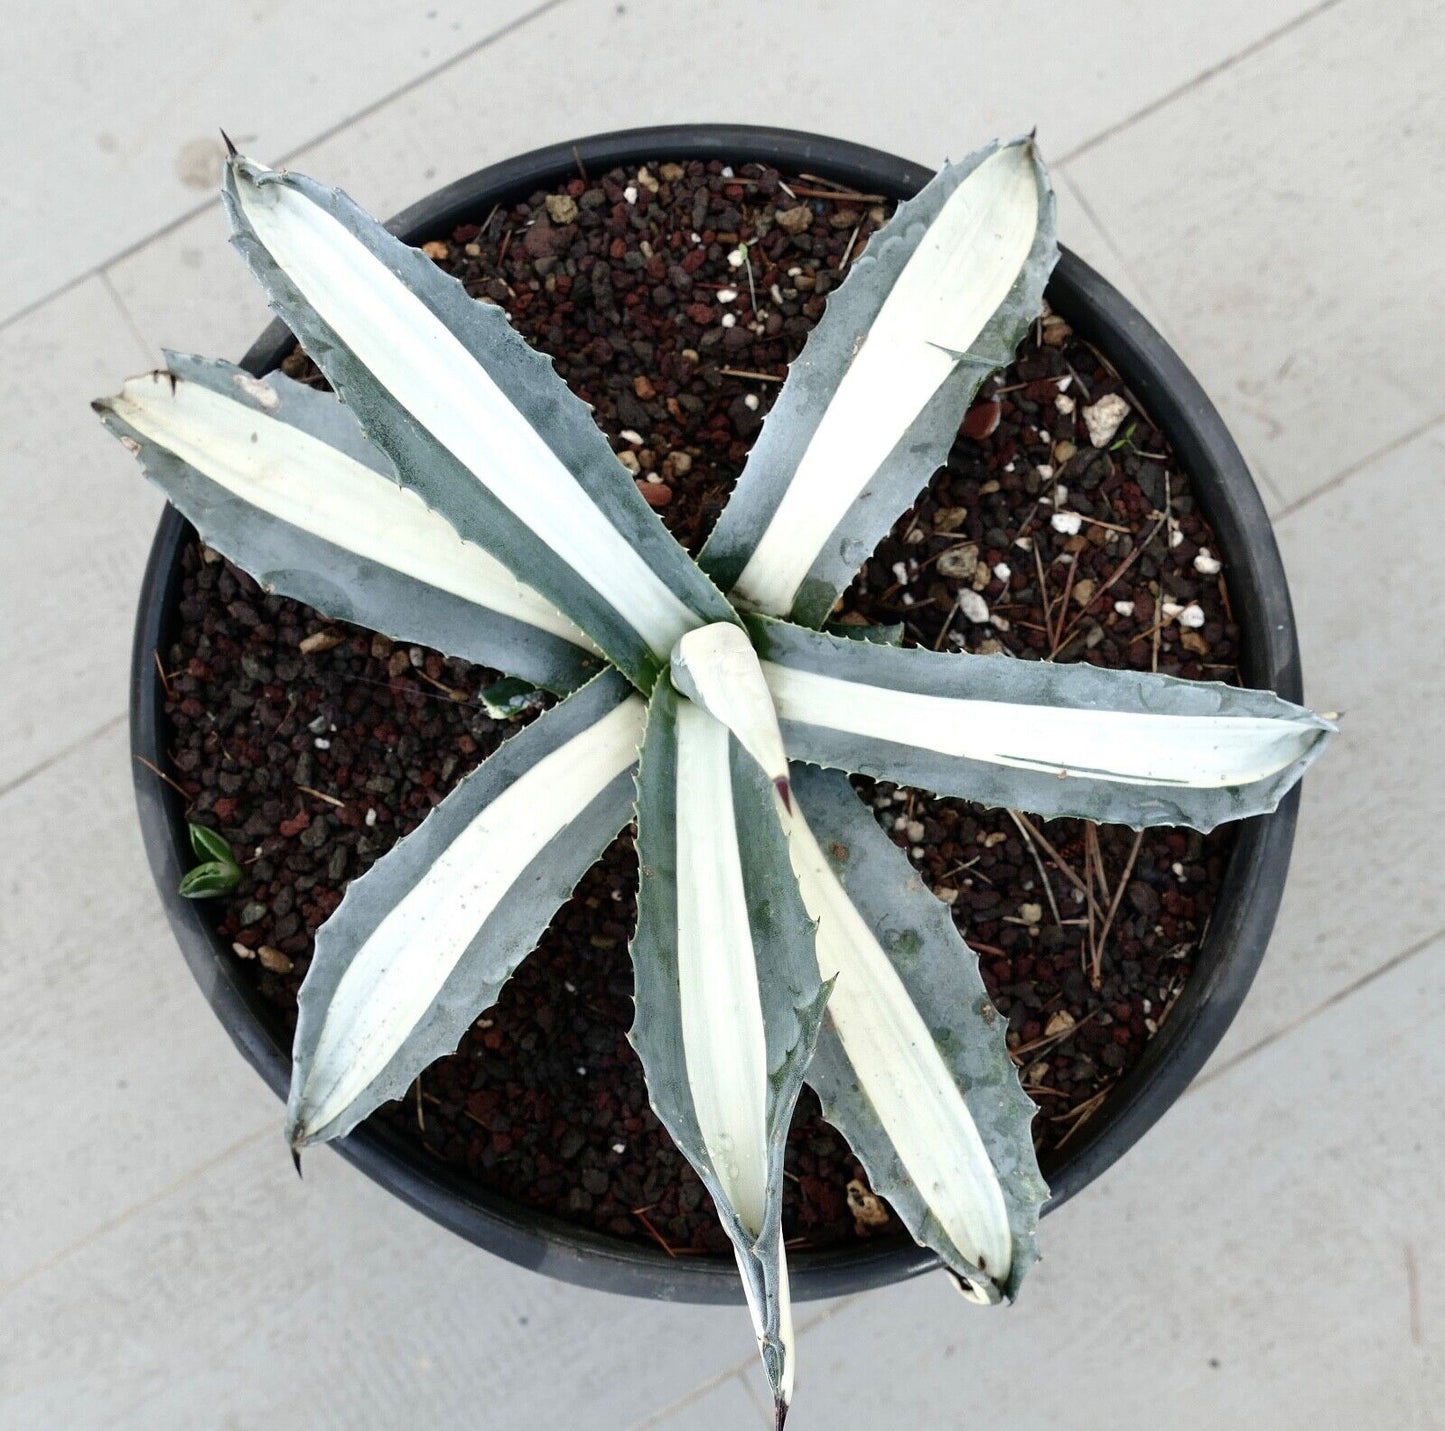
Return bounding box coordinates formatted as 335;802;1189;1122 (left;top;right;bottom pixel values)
96;137;1332;1423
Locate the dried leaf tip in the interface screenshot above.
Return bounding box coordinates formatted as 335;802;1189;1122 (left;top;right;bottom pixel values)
290;1146;303;1179
219;129;239;160
774;1398;788;1431
947;1267;998;1305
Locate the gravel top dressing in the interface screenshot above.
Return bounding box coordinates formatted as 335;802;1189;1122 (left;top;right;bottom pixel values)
161;157;1238;1257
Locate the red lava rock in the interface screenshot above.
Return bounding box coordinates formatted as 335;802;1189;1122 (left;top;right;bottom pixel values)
636;480;673;508
962;399;1002;440
522;218;559;260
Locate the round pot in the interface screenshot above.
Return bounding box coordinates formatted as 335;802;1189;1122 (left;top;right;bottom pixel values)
131;124;1304;1304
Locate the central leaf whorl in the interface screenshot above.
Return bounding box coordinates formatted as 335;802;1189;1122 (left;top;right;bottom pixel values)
669;623;792;812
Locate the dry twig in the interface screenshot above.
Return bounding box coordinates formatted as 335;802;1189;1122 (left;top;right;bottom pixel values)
152;648;174;701
717;367;783;383
297;784;345;808
1006;809;1063;931
133;754;192;803
1092;830;1145;988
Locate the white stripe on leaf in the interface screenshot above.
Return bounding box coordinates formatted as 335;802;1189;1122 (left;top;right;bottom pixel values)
670;624;792;807
674;700;771;1235
764;661;1324;789
729;143;1040;617
630;684;826;1416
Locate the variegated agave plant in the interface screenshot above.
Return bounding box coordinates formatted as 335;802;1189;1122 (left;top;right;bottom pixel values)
96;137;1332;1424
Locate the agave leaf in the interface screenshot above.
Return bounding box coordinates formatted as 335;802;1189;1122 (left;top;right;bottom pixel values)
669;623;792;806
787;764;1046;1301
701;138;1057;626
753;617;1334;832
630;683;829;1419
221;155;737;690
96;355;602;694
288;669;643;1148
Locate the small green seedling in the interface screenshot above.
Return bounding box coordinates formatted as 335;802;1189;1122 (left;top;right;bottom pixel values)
178;822;242;899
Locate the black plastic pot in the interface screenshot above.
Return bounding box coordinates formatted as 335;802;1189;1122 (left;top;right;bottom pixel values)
131;125;1304;1304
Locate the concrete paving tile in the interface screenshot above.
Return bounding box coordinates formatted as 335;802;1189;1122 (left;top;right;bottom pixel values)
1207;419;1444;1067
2;0;551;324
0;279;159;791
0;722;277;1288
777;936;1445;1431
0;1124;764;1431
1065;0;1445;506
637;1372;770;1431
280;0;1328;219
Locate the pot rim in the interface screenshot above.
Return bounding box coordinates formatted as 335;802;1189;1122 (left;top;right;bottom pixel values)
130;123;1303;1304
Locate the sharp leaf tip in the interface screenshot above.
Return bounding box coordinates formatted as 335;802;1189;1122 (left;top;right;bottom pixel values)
774;1398;788;1431
290;1146;303;1178
219;128;239;159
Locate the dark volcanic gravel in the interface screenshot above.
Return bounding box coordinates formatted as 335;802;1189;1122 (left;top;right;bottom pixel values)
159;157;1239;1257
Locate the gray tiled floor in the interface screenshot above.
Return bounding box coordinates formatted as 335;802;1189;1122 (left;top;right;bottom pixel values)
2;3;1438;1427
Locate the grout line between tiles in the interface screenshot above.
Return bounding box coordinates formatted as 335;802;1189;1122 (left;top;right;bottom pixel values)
1190;925;1444;1094
638;920;1444;1418
99;269;162;366
631;1368;770;1430
735;1368;775;1429
1052;163;1181;349
1257;463;1290;514
630;1363;747;1429
631;1295;861;1428
1272;412;1445;524
0;0;1345;340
